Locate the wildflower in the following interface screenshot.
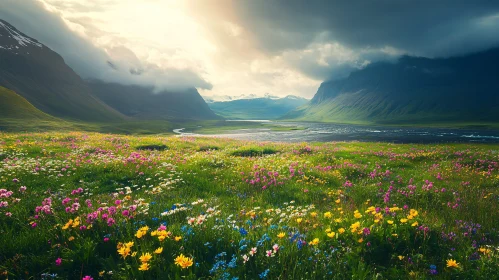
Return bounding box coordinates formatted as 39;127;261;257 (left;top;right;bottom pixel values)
55;258;62;266
174;236;182;242
154;247;163;254
309;238;319;246
387;220;394;225
338;228;345;234
327;232;336;238
249;247;257;256
310;212;318;218
138;263;150;271
175;254;193;269
68;236;75;241
266;250;274;257
82;276;93;280
354;212;362;219
446;259;459;268
324;212;332;218
411;221;418;227
277;232;286;239
358;238;363;243
398;255;404;260
139;253;152;263
296;218;303;224
242;254;249;263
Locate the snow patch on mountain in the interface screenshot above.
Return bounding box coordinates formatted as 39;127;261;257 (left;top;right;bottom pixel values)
0;20;42;48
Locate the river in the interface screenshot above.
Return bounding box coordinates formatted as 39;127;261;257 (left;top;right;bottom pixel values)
174;121;499;143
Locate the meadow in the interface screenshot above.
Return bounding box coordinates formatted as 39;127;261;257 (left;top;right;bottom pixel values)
0;132;498;279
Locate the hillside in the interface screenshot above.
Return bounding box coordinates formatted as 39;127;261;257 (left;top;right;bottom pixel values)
0;86;57;120
0;19;123;122
284;48;499;125
88;80;221;121
208;95;308;119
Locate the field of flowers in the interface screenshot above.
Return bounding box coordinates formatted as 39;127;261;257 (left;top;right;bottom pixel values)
0;132;498;279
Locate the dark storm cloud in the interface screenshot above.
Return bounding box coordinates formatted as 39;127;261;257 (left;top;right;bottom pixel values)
231;0;499;57
0;0;212;91
191;0;499;81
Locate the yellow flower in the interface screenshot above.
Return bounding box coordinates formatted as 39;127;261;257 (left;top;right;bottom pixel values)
277;232;286;239
358;238;363;243
154;247;163;254
398;255;404;260
338;228;345;234
411;221;419;227
327;232;336;238
132;252;137;257
479;247;491;254
139;253;152;263
400;218;408;223
354;212;363;219
175;254;194;269
335;199;340;204
117;246;131;259
68;236;75;241
334;218;342;223
387;220;394;225
174;236;182;242
409;209;418;217
325;228;331;233
310;212;318;218
446;259;459;268
309;238;319;246
324;212;332;218
99;271;105;277
138;262;150;271
296;218;303;224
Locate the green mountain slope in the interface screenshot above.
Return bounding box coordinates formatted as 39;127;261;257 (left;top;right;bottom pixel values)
285;48;499;125
0;19;123;122
0;86;57;120
88;80;221;121
208;96;308;119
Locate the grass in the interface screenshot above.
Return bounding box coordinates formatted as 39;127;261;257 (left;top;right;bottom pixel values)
0;132;498;279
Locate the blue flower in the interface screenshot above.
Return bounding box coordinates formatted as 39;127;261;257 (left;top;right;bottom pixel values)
239;228;248;236
259;269;270;279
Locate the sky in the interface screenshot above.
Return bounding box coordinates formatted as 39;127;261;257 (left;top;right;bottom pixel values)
1;0;499;99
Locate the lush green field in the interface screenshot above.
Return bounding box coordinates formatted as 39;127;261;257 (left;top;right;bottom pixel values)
0;132;498;279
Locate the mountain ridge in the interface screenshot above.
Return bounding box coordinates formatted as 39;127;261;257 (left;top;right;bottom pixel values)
284;47;499;124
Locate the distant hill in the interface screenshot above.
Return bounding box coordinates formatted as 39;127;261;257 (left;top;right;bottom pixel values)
0;20;123;122
284;48;499;125
0;86;57;120
208;95;308;119
88;80;221;120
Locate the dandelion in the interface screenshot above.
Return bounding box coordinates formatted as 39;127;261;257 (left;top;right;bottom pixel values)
446;259;459;268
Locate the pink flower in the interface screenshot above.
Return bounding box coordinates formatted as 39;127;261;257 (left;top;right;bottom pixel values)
55;258;62;266
5;212;12;217
82;276;93;280
104;237;110;242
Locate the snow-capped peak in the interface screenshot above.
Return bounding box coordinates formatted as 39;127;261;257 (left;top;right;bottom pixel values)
0;20;42;48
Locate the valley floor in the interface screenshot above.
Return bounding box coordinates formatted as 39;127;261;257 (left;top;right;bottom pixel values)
0;132;498;279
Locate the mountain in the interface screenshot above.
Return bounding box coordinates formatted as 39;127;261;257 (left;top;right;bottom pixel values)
88;80;221;120
284;48;499;125
0;20;124;122
0;86;57;120
208;95;309;119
